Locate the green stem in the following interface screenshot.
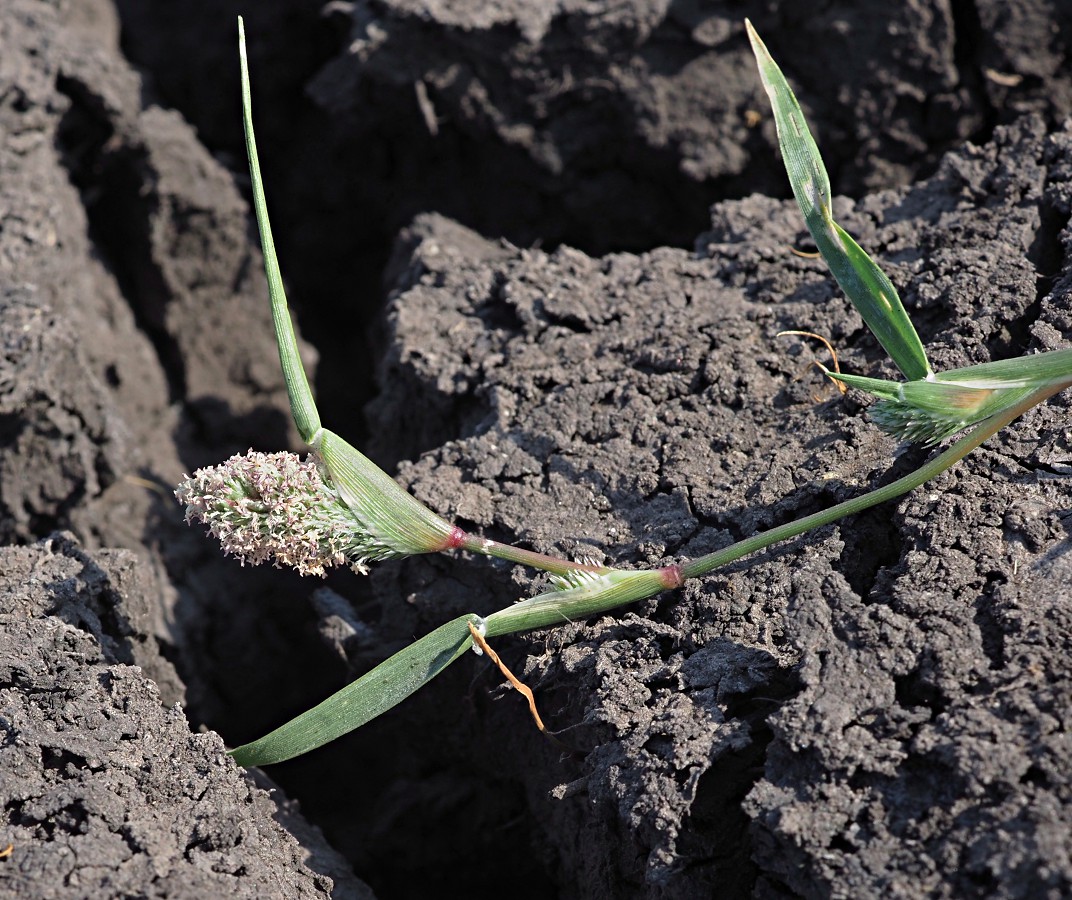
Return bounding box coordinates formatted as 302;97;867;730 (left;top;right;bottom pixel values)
681;381;1063;580
456;532;607;578
484;569;664;636
484;382;1065;636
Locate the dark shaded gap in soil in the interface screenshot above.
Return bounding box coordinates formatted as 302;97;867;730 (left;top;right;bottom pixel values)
830;444;935;602
0;415;49;539
894;665;949;718
837;504;902;602
684;666;803;898
949;0;998;144
267;669;560;900
114;2;370;443
54;75;186;405
972;574;1008;672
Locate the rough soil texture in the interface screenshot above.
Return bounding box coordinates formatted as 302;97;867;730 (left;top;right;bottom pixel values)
115;0;1072;432
0;534;369;899
366;114;1072;899
1;1;369;896
3;0;1072;898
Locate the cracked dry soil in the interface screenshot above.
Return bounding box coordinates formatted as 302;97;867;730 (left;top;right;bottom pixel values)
2;2;1072;898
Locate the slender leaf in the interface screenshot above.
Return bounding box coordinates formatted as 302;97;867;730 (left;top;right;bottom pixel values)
823;371;903;402
230;614;479;767
934;347;1072;387
746;20;932;382
239;17;320;443
239;19;456;555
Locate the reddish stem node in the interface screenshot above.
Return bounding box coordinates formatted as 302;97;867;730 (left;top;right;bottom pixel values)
442;525;468;550
658;564;685;589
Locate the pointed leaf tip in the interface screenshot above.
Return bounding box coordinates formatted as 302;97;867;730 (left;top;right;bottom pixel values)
239;19;323;443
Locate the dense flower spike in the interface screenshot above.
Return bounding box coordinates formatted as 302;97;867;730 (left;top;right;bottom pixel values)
176;450;407;576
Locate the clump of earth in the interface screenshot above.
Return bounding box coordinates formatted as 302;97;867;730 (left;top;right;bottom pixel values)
2;2;1071;897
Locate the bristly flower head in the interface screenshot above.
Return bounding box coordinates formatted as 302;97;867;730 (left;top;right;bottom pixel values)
867;395;985;447
830;348;1072;447
176;450;407;576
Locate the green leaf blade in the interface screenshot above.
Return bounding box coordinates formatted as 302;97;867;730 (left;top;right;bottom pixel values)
825;371;903;401
826;224;931;382
238;17;321;443
230;614;478;767
745;22;832;225
936;347;1072;387
746;20;932;382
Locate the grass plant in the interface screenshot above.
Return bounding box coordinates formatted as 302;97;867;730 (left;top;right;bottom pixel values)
175;19;1072;767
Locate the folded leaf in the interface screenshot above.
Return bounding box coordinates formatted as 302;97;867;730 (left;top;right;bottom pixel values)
238;17;456;559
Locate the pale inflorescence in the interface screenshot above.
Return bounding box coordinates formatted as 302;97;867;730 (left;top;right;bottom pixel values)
175;450;397;576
